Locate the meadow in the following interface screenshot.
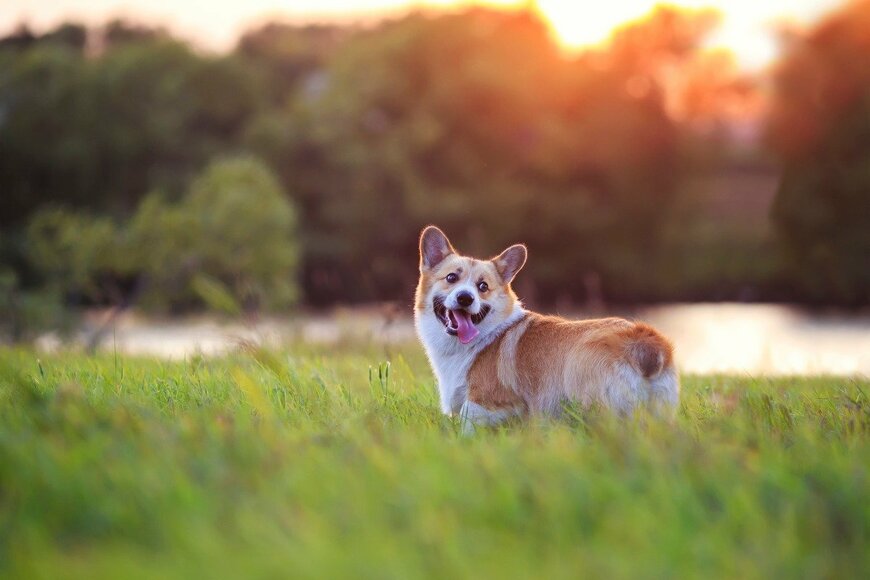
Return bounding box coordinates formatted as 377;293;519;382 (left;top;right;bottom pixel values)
0;342;867;579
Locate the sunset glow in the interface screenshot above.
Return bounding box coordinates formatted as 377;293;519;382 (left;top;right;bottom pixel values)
535;0;662;49
531;0;842;69
1;0;844;69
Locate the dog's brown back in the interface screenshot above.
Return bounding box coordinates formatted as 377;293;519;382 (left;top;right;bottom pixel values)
467;313;677;416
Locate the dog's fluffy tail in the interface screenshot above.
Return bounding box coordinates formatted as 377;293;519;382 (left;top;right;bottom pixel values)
624;322;674;379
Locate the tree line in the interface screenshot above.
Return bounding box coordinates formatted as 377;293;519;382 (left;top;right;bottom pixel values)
0;3;867;332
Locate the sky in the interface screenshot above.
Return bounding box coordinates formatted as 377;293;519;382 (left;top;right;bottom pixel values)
1;0;846;70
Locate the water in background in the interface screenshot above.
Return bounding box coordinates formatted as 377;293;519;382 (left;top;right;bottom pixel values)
42;303;870;376
639;304;869;375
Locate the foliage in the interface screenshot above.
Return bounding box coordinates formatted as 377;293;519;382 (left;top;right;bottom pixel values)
247;8;722;304
0;32;264;226
0;271;71;342
27;209;128;303
0;6;864;307
236;23;348;104
132;156;300;311
767;0;870;305
0;344;867;578
26;156;299;313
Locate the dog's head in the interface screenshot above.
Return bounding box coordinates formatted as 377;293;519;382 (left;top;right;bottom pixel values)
414;226;526;345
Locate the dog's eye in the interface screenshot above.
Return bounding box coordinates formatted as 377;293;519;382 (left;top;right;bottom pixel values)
477;281;489;293
446;273;459;284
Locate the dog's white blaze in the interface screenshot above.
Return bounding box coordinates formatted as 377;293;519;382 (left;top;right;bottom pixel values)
444;283;483;314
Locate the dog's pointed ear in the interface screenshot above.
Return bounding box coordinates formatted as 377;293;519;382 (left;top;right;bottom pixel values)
493;244;527;283
419;226;455;270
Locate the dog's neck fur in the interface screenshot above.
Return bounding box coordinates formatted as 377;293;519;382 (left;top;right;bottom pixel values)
417;303;527;414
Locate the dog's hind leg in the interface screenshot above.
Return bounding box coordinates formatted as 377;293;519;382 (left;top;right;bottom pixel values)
647;366;680;419
458;400;520;435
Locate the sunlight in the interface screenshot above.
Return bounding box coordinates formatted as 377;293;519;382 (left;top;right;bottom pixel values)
534;0;655;48
2;0;844;69
531;0;843;68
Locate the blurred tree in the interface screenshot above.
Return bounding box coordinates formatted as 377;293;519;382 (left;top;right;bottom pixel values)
130;156;300;311
0;8;807;309
662;47;761;140
0;22;87;52
249;8;696;304
236;23;349;104
767;0;870;305
27;156;299;313
27;209;126;304
102;19;170;48
0;43;92;224
605;6;720;78
41;22;88;51
0;25;37;51
0;269;70;342
0;33;264;227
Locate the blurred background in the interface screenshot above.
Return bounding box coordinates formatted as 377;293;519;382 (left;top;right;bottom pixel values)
0;1;868;372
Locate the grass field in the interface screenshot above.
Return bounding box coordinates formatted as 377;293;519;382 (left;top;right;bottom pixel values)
0;342;868;579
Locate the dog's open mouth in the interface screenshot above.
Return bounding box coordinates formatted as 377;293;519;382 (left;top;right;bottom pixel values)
433;296;490;344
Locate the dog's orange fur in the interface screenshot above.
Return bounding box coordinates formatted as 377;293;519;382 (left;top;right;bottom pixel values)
467;313;674;413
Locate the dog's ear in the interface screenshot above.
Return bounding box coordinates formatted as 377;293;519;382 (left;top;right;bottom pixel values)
493;244;527;283
419;226;455;270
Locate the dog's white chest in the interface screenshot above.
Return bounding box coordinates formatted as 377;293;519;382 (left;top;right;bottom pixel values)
415;307;526;415
416;316;479;414
430;348;479;415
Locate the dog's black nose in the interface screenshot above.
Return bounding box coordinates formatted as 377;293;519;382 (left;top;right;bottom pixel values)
456;291;474;308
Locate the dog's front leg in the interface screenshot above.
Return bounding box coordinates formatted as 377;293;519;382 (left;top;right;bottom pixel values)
458;400;517;435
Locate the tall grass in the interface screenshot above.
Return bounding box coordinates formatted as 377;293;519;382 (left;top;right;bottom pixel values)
0;344;867;579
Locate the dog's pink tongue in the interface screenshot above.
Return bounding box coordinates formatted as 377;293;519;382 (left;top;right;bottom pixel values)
451;309;478;344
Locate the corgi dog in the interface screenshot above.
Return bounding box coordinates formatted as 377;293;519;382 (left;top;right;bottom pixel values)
414;226;679;430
